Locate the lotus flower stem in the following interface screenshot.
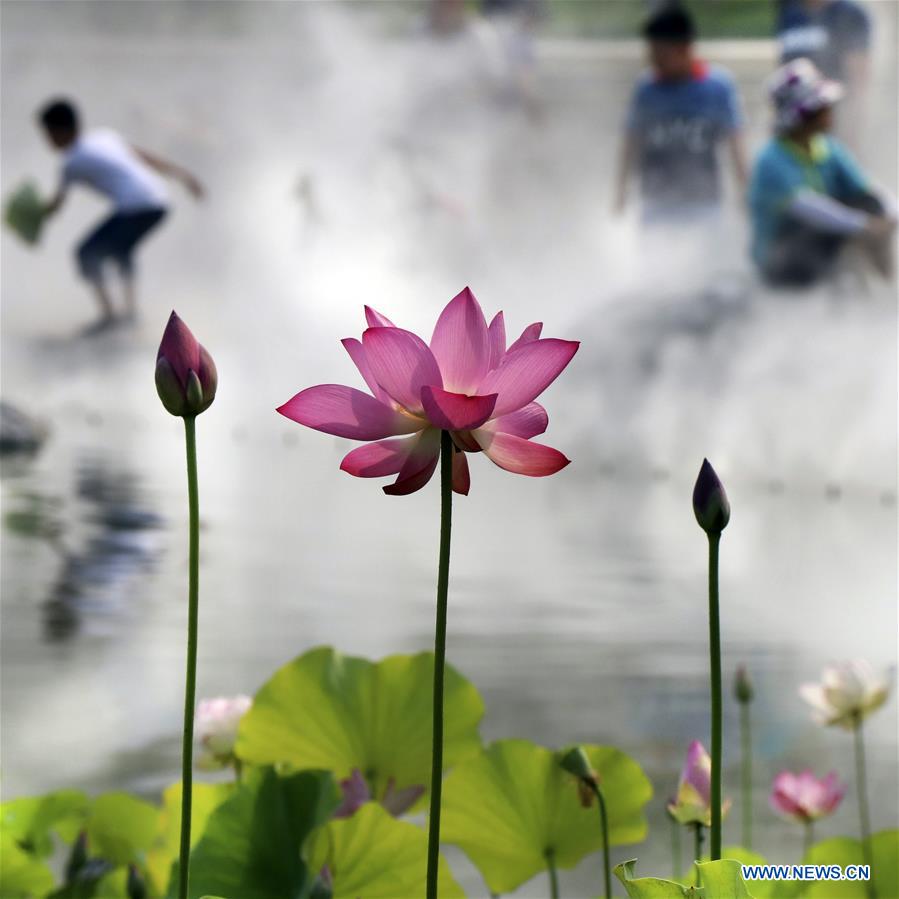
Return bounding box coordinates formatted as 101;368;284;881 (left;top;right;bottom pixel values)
740;697;752;850
545;849;560;899
707;531;723;860
670;814;682;880
588;782;613;899
693;823;704;889
177;415;200;899
852;713;876;898
803;821;814;859
426;430;454;899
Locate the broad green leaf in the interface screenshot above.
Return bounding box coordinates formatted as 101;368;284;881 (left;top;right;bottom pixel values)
236;647;484;800
696;859;757;897
615;859;698;897
688;847;773;897
784;830;899;898
616;859;756;898
0;789;88;856
0;831;55;897
308;802;466;898
85;793;158;867
145;782;233;896
184;767;339;899
442;739;652;894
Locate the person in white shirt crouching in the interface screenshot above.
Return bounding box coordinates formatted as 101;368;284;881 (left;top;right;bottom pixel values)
38;98;204;334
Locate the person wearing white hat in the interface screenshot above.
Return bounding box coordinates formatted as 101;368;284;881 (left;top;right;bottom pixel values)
748;58;895;288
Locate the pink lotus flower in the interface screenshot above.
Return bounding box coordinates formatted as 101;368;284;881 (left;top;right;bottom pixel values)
333;768;425;819
155;311;217;417
770;770;845;822
667;740;732;827
277;287;579;495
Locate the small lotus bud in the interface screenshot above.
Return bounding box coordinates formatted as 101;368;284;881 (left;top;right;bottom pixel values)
559;746;597;783
155;311;217;418
65;830;89;883
127;864;147;899
693;458;730;534
734;666;754;704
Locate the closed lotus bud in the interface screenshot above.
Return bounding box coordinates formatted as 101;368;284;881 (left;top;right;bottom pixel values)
559;746;598;807
155;311;217;417
559;746;597;783
734;666;754;704
127;864;147;899
693;458;730;534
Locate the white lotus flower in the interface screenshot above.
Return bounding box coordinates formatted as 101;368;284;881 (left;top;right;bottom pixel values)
799;661;891;730
195;695;252;770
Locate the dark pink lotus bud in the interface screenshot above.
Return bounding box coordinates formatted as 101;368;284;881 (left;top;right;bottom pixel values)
693;458;730;534
155;311;217;417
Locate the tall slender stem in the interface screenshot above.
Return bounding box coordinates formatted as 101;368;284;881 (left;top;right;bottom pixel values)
426;431;454;899
178;415;200;899
671;815;682;881
803;820;814;860
694;824;704;890
590;783;613;899
740;699;752;850
853;714;876;899
707;532;723;861
546;849;560;899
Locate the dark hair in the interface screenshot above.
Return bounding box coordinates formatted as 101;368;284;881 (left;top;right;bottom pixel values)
38;98;79;133
643;5;696;43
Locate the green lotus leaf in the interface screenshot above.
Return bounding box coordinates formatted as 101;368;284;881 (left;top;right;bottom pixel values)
145;782;233;896
695;859;758;897
616;858;757;898
183;767;340;899
85;793;158;867
688;847;773;897
441;739;652;894
236;647;484;800
308;802;466;898
0;789;89;856
779;830;899;898
0;831;55;897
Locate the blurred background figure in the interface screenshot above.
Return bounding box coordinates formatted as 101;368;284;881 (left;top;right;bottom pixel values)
613;5;748;229
479;0;546;118
748;58;895;289
37;98;204;334
775;0;872;146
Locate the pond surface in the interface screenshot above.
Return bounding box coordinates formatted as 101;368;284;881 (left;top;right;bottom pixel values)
1;3;897;895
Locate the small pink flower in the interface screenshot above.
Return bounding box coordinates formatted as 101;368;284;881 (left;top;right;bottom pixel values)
333;768;425;819
155;311;217;417
667;740;731;827
277;287;579;495
770;770;845;823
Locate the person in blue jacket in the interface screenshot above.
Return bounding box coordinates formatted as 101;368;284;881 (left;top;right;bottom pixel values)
614;5;748;226
748;59;894;288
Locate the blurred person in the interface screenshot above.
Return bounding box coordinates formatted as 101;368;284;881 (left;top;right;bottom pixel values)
37;98;204;334
480;0;545;118
613;5;748;226
748;59;895;288
776;0;872;144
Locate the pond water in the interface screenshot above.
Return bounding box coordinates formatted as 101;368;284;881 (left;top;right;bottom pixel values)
1;2;897;895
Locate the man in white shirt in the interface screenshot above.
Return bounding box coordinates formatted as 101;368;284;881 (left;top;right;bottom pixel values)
38;98;204;333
